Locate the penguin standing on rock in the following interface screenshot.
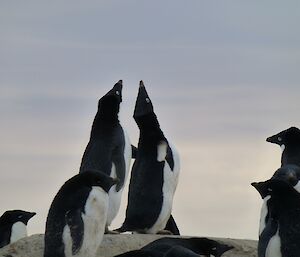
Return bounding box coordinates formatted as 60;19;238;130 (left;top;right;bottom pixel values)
266;127;300;167
44;170;117;257
118;81;180;234
252;179;300;257
79;80;132;232
0;210;36;248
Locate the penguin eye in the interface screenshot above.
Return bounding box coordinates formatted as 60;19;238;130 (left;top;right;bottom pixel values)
17;215;23;219
212;247;217;250
145;98;150;103
268;188;273;192
278;137;282;142
116;91;120;95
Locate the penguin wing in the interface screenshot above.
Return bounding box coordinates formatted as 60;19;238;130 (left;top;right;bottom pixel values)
112;147;126;192
0;228;10;248
65;209;84;255
131;145;138;159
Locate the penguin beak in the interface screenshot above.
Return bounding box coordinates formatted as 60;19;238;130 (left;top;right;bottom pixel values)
27;212;36;219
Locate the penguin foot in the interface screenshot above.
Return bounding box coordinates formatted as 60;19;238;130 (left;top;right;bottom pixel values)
156;229;173;235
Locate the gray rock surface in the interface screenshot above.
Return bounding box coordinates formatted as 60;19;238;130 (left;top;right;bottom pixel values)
0;234;257;257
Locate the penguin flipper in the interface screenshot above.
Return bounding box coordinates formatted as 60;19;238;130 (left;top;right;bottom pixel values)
164;215;180;235
65;209;84;255
131;145;138;159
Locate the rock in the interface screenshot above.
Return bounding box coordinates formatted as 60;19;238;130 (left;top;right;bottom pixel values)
0;234;257;257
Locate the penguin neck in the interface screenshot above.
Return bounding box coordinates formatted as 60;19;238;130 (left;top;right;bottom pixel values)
91;111;119;136
135;113;165;142
281;144;300;166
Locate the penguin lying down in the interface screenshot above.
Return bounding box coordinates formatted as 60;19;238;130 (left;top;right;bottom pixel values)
114;237;234;257
0;210;36;248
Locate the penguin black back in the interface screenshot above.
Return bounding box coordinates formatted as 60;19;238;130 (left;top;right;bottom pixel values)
44;170;116;257
267;127;300;167
0;210;36;248
142;237;233;257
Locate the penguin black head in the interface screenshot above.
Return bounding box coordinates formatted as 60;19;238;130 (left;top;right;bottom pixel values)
251;181;271;199
133;81;162;135
0;210;36;225
266;127;300;146
96;80;123;122
133;81;154;119
272;164;300;187
79;170;118;193
188;238;234;257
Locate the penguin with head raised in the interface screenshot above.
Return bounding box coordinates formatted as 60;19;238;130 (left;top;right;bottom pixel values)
79;80;132;232
142;237;234;257
0;210;36;248
252;179;300;257
117;81;180;234
44;170;117;257
266;127;300;167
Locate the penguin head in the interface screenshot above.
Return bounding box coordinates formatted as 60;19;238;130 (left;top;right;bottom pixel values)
272;164;300;188
0;210;36;225
251;181;271;199
81;170;118;193
133;81;162;133
266;127;300;147
97;80;123;121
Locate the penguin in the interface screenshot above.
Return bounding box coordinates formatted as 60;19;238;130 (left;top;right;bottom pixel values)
254;165;300;238
142;237;234;257
266;127;300;167
252;179;300;257
79;80;132;232
0;210;36;248
118;81;180;234
114;238;233;257
44;170;117;257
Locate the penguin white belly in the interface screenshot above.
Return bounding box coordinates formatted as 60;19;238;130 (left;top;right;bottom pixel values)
106;128;131;226
10;222;27;243
147;142;180;234
294;181;300;193
259;196;271;235
63;187;109;257
265;229;282;257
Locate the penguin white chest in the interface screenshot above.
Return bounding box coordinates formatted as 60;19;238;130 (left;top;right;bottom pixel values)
266;229;282;257
10;222;27;243
147;142;180;233
259;196;271;235
63;187;109;257
107;127;131;226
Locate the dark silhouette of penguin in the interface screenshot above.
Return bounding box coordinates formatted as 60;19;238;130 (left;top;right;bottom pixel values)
253;179;300;257
142;237;233;257
118;81;180;234
0;210;36;248
44;170;117;257
266;127;300;167
79;80;132;231
115;237;233;257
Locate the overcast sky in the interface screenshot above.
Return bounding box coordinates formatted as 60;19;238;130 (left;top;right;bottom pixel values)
1;1;300;240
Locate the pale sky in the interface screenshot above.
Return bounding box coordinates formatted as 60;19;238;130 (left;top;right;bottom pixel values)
1;1;300;240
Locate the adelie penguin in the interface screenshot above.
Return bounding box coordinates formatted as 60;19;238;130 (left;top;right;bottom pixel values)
117;81;180;235
252;179;300;257
115;237;233;257
0;210;36;248
79;80;132;232
44;170;117;257
266;127;300;167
